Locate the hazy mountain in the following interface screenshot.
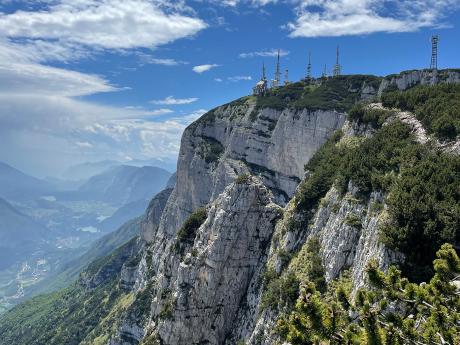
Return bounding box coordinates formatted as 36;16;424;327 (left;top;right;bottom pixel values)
62;158;176;181
23;187;174;298
43;176;86;191
97;199;149;233
77;165;171;205
61;160;119;181
0;162;54;200
0;198;51;270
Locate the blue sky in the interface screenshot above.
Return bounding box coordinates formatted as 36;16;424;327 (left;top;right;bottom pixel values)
0;0;459;177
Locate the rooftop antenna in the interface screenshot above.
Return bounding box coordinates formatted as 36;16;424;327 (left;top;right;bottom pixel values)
333;45;341;77
430;35;439;70
273;49;281;88
284;68;290;85
306;51;312;81
262;62;266;80
322;64;328;78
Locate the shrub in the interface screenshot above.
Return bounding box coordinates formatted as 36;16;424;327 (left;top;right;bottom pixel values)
261;270;300;311
235;173;251;184
176;208;207;243
348;103;393;128
381;83;460;141
277;244;460;345
198;136;224;164
381;150;460;281
344;214;362;228
296;130;346;212
255;75;382;113
158;298;175;320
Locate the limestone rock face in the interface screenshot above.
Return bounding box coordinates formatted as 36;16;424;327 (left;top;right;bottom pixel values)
140;187;173;243
379;69;460;94
155;178;281;345
160;102;346;238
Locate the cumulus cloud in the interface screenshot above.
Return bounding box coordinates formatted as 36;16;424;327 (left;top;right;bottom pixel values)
0;0;210;175
0;0;207;51
150;96;199;105
192;64;220;73
209;0;458;37
214;0;278;6
0;92;206;176
287;0;460;37
239;48;289;58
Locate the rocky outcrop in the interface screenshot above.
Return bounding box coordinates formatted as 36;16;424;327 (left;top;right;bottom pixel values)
235;181;403;345
154;177;281;344
81;237;141;290
379;68;460;94
160;102;346;239
141;188;173;243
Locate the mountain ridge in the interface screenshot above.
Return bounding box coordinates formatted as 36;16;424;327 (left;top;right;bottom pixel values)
1;69;459;345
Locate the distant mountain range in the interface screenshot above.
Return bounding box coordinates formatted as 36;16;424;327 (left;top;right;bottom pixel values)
0;160;174;313
62;158;176;181
0;198;51;270
76;165;171;206
0;162;54;200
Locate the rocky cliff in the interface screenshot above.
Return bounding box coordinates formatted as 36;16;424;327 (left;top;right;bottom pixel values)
2;70;459;345
101;70;460;345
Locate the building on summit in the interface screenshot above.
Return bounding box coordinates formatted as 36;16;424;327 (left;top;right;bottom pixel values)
252;63;268;96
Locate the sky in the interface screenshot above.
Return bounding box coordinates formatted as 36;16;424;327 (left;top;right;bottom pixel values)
0;0;459;177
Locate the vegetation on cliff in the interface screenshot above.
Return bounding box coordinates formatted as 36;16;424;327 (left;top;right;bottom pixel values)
0;239;137;345
276;244;460;345
292;115;459;281
255;75;381;112
382;83;460;140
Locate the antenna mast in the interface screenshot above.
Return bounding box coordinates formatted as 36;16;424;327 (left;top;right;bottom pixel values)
430;35;439;70
322;64;327;78
273;49;281;88
333;45;341;77
285;68;290;85
306;51;312;81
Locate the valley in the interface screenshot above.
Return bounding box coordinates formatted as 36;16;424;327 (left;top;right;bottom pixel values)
0;162;172;314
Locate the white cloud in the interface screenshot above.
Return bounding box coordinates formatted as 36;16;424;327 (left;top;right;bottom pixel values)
0;0;207;51
214;0;278;6
214;78;223;82
137;53;188;66
205;0;458;37
287;0;460;37
228;75;252;82
0;38;116;96
192;64;220;73
150;108;174;115
150;96;198;105
239;48;289;58
0;60;118;97
76;141;93;148
0;1;211;176
0;92;205;176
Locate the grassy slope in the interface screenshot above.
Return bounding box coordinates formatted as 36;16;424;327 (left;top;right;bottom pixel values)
0;238;139;345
